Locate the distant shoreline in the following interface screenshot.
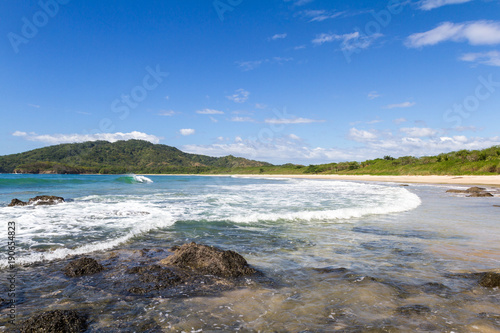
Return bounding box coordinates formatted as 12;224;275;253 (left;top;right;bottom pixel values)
141;174;500;187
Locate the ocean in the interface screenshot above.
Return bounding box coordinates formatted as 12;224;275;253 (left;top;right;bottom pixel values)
0;174;499;332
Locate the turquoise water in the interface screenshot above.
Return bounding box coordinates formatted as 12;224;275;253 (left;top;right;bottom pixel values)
0;174;499;331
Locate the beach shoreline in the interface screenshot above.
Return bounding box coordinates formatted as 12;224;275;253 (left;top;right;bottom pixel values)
141;174;500;187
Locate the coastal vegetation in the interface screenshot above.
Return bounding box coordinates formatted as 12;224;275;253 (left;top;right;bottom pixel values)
1;140;499;175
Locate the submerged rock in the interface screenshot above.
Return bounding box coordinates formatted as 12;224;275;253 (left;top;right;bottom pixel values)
8;195;65;207
126;264;183;294
479;272;500;288
446;189;467;193
467;192;494;197
160;242;257;278
396;304;431;316
64;257;104;277
20;310;87;333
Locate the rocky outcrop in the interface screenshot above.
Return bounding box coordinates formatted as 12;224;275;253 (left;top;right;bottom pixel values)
160;242;257;278
8;195;65;207
466;186;486;193
63;257;104;277
8;198;28;207
446;187;494;198
20;310;88;333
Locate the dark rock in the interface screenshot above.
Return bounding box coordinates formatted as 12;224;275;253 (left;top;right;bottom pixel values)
400;184;409;186
28;195;65;205
396;304;431;316
446;189;467;193
466;186;486;193
467;192;494;197
494;205;500;207
421;282;450;293
64;257;104;277
313;267;349;274
479;272;500;288
478;312;500;320
126;264;183;294
160;242;256;278
8;195;65;207
20;310;87;333
8;198;28;207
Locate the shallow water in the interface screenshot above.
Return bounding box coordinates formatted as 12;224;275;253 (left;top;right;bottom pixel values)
0;175;499;332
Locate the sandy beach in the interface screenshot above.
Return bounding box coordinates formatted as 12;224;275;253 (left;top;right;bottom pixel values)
230;174;500;186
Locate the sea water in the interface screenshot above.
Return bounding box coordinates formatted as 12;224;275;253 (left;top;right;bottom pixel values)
0;174;499;331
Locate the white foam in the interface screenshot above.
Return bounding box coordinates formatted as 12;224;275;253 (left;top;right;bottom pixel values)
0;197;175;268
133;175;153;183
0;178;421;267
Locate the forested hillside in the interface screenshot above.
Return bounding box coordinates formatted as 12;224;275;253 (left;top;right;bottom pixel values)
0;140;271;174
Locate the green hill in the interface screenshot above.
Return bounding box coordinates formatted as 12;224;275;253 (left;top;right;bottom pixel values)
203;146;500;176
0;140;271;174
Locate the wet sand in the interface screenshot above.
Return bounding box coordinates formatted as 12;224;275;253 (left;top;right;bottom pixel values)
229;174;500;186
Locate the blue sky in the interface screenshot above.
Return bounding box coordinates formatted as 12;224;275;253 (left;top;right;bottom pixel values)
1;0;500;164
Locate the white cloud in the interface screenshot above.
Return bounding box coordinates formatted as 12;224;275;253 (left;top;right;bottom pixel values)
76;111;91;115
348;128;378;142
312;31;383;52
236;60;264;71
12;131;162;144
270;33;287;40
383;102;416;109
301;9;344;22
196;108;224;115
182;136;356;164
231;117;255;122
12;131;28;137
394;118;408;124
312;33;340;45
27;104;40;108
158;110;177;116
182;131;500;164
419;0;472;10
180;129;195;136
460;51;500;67
227;89;250;103
406;21;500;48
255;103;267;109
284;0;314;6
400;127;439;137
367;91;381;100
289;134;301;140
236;58;293;71
264;117;325;124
